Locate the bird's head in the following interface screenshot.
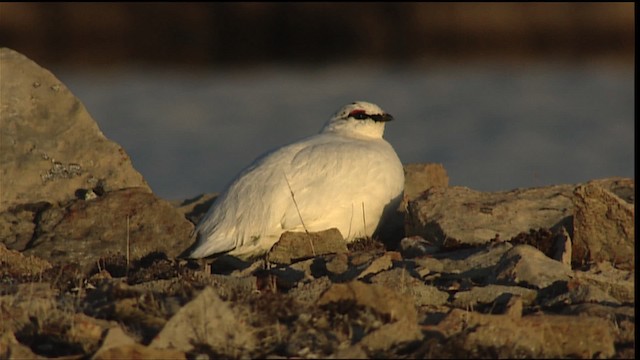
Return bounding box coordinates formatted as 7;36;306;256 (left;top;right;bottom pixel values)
321;101;394;139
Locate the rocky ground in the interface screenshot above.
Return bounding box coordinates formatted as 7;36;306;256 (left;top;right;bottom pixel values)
1;47;635;359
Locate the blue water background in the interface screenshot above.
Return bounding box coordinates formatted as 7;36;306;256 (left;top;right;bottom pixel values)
56;63;634;200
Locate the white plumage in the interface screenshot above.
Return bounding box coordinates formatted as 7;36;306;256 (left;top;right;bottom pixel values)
187;101;405;259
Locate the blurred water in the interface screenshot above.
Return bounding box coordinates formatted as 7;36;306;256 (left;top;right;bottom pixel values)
56;63;634;201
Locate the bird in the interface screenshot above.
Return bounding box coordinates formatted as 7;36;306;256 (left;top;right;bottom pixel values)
185;101;405;260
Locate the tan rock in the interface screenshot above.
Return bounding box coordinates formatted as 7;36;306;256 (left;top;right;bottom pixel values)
572;180;635;269
317;281;421;351
267;228;347;265
357;251;399;279
0;243;52;277
0;47;150;213
93;343;185;360
403;162;449;202
318;281;417;322
150;286;256;355
434;308;615;358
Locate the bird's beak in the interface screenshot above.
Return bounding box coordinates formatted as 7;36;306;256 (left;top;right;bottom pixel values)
370;113;394;122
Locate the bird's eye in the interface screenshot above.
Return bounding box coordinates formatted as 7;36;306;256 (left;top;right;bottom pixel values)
349;110;369;120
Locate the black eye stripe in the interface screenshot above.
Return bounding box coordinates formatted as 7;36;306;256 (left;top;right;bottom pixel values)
351;112;369;120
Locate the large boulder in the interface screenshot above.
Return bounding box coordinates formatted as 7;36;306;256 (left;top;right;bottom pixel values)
405;184;575;247
22;188;194;267
406;177;634;270
0;47;150;212
0;48;193;266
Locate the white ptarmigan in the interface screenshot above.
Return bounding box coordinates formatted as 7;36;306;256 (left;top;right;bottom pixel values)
186;101;404;259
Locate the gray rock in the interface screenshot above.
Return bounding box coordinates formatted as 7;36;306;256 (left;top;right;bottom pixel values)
573;262;634;303
541;279;621;307
370;268;450;306
492;245;572;288
22;188;194;268
437;242;513;278
572;180;635;269
171;192;218;225
0;48;150;213
150;286;256;355
412;256;445;277
405;184;575;247
452;284;538;309
398;235;440;258
288;276;333;305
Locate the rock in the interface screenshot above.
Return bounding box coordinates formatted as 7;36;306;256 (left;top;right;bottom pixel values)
331;344;368;359
437;242;513;277
0;243;52;277
406;184;575;247
150;286;256;355
398;236;440;258
171;192;218;225
403;162;449;202
67;313;110;353
587;177;635;204
452;284;538;309
359;320;421;354
541;278;621;307
551;226;572;266
0;331;44;360
492;244;572;288
0;47;150;213
93;327;136;354
267;228;347;265
378;162;448;245
0;282;58;334
288;276;333;305
572;180;635;269
433;308;616;358
324;252;350;275
412;256;444;277
572;262;634;303
93;344;186;360
92;326;186;360
21;188;193;267
357;251;400;279
560;303;635;345
317;281;422;351
370;267;450;307
0;206;38;251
